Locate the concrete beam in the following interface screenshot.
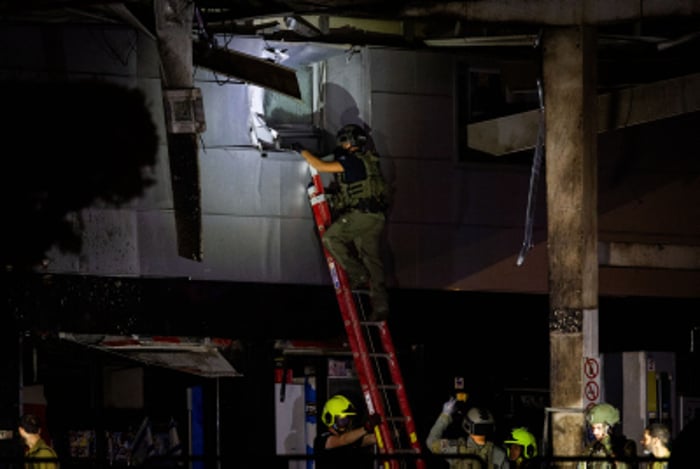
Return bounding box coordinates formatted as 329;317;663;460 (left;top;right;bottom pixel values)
402;0;700;25
599;242;700;269
467;72;700;155
154;0;203;261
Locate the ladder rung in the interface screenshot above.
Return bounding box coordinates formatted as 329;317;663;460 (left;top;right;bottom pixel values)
367;352;391;359
378;383;399;390
385;416;407;423
386;449;421;454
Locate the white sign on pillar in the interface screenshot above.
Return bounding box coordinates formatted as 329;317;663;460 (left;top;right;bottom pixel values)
583;355;601;411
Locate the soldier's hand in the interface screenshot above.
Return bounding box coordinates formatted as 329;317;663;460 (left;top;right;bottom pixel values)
442;397;457;416
291;142;304;152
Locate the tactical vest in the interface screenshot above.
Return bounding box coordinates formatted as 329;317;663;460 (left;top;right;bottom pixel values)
339;150;389;213
579;436;636;469
453;440;506;469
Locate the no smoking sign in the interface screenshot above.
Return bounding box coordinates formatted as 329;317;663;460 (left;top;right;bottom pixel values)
583;356;601;406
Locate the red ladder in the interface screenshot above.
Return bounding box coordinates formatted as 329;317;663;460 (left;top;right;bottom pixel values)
306;167;425;469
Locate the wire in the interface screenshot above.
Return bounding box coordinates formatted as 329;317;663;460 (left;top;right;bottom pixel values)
516;77;545;267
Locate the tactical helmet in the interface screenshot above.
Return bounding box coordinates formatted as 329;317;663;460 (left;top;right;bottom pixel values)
336;124;367;148
586;403;620;426
463;407;495;435
321;394;357;429
504;427;538;459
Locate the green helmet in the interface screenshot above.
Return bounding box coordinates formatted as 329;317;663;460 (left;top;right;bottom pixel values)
336;124;367;148
586;403;620;426
321;394;357;429
504;427;538;459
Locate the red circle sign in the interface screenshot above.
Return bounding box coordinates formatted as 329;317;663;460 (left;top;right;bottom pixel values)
584;358;599;379
585;381;600;401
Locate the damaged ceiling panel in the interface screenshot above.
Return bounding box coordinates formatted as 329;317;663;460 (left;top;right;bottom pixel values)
59;333;243;378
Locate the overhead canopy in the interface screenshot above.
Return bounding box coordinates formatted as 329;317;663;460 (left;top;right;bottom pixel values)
59;333;242;378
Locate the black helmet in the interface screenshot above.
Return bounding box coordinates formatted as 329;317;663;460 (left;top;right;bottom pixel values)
336;124;367;148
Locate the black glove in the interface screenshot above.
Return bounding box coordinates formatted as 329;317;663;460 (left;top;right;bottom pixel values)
364;413;381;432
291;142;304;152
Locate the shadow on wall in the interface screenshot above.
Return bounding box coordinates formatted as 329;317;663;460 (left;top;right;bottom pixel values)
0;80;159;270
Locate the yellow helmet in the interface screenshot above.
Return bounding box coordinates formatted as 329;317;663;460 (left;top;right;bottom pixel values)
321;394;357;430
504;427;538;459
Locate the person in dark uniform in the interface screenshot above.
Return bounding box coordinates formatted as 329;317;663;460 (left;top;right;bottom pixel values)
314;394;379;469
294;124;391;321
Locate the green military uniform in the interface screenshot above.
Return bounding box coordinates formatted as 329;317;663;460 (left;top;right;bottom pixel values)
25;438;59;469
322;147;390;318
579;434;636;469
427;413;509;469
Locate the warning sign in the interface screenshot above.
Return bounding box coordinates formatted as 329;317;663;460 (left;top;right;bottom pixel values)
585;380;600;401
583;356;601;408
584;357;599;379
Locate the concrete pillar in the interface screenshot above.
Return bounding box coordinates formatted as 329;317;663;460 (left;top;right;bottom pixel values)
543;26;599;462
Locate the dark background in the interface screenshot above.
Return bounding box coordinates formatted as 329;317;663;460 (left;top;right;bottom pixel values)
5;273;699;461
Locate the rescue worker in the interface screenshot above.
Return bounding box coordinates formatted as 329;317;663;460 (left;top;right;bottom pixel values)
427;397;510;469
579;402;637;469
504;427;538;468
293;124;391;320
313;394;379;469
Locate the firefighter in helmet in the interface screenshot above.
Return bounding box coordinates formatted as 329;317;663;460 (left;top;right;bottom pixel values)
579;402;636;469
314;394;379;469
504;427;537;468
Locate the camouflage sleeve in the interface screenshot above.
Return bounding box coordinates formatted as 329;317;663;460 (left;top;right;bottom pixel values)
426;413;457;454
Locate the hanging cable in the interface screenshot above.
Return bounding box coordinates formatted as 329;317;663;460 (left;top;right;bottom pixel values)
516;77;545;266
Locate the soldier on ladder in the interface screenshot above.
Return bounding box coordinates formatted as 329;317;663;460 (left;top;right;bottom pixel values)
293;124;391;320
296;126;425;469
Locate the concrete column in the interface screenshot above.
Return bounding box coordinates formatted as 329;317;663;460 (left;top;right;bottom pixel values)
154;0;203;261
543;26;598;462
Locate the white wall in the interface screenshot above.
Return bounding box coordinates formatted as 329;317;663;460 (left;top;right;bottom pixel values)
3;24;547;293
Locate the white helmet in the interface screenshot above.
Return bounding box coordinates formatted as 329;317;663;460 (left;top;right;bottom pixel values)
463;407;495;435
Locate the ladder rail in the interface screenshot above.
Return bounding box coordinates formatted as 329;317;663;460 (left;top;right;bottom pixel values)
377;322;422;454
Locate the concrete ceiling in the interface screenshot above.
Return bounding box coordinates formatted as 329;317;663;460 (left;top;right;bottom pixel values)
3;1;699;91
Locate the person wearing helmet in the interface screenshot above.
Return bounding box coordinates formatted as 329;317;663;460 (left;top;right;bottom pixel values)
293;124;391;321
579;402;636;469
313;394;379;469
504;427;537;468
427;397;510;468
